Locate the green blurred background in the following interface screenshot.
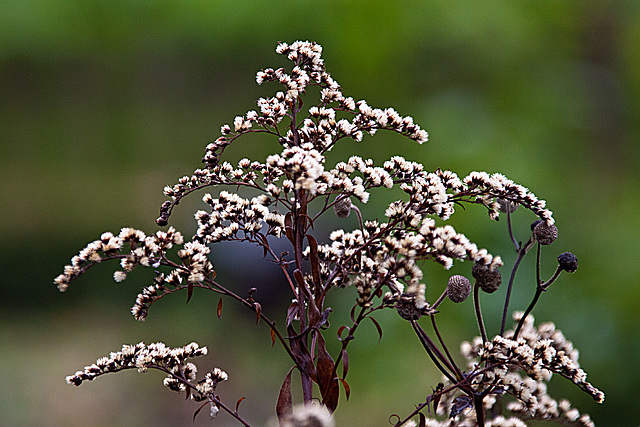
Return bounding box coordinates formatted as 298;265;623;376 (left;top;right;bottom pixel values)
2;0;639;425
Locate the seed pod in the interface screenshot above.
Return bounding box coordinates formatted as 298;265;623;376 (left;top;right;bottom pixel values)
447;275;471;303
396;293;423;320
533;221;559;245
472;263;502;294
558;252;578;273
497;198;519;214
333;196;352;218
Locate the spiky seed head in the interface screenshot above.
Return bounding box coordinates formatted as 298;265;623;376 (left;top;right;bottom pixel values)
447;275;471;303
396;293;423;320
534;221;559;245
558;252;578;273
497;198;519;214
333;196;352;218
472;263;502;294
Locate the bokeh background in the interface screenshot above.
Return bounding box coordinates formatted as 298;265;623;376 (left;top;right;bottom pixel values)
2;1;639;425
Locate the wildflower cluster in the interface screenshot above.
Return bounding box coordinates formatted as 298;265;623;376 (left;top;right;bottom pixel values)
418;313;602;426
65;342;226;402
57;41;602;426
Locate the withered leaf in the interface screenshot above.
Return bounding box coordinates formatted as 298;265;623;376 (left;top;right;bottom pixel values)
276;369;293;421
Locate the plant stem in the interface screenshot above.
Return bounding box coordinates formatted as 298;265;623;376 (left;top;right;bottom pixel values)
473;283;488;344
410;320;457;385
500;248;526;336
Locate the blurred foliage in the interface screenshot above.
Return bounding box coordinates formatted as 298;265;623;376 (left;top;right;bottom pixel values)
1;0;639;425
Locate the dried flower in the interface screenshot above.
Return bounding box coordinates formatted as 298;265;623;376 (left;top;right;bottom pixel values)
558;252;579;273
446;275;471;303
533;221;559;245
472;262;502;293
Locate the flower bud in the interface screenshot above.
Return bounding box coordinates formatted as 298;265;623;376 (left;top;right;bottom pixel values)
558;252;578;273
533;221;558;245
446;275;471;303
472;263;502;294
333;196;352;218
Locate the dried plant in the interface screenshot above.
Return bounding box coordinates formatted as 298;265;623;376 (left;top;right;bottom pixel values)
56;41;603;426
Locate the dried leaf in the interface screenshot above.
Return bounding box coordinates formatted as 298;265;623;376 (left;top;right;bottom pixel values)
217;297;223;319
256;233;269;258
432;382;444;415
192;401;209;422
293;269;305;289
450;395;473;418
284;212;294;244
316;333;339;412
337;325;349;341
307;235;321;296
369;316;383;343
341;349;349;379
271;328;276;347
186;282;194;303
339;377;351;401
276;369;293;421
288;325;316;379
419;412;426;427
235;397;245;413
286;300;299;326
254;302;262;325
350;305;357;323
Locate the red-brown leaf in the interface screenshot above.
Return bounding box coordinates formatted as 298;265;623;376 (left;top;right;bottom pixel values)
186;282;194;303
276;369;293;421
284;212;295;244
235;397;245;413
316;333;339;412
286;300;299;327
307;235;321;295
254;302;262;325
217;297;223;319
271;328;276;347
339;377;351;401
337;325;349;341
341;349;349;379
192;401;209;422
369;316;383;343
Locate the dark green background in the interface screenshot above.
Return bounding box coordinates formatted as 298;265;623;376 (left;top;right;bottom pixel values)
2;1;638;425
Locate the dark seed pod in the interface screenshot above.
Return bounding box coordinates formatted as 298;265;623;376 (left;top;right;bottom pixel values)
396;293;423;320
333;196;352;218
447;275;471;303
558;252;578;273
497;198;519;214
472;263;502;293
531;219;543;231
533;221;559;245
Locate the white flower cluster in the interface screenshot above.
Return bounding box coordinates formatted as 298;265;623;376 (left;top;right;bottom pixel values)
66;341;208;387
267;145;325;194
54;227;183;291
442;313;604;426
463;172;554;224
195;191;285;243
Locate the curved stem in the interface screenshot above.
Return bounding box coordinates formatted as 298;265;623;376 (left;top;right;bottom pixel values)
430;315;464;381
473;283;488;344
410;320;457;385
500;247;527;336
